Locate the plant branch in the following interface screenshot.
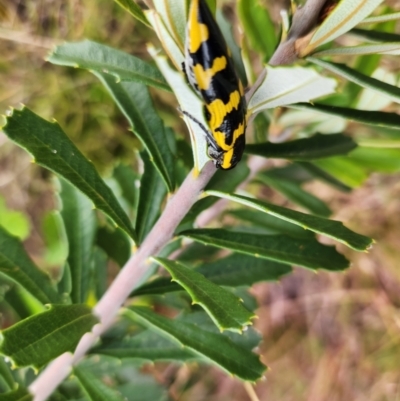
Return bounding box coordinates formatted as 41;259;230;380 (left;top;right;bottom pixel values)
269;0;327;65
28;161;217;401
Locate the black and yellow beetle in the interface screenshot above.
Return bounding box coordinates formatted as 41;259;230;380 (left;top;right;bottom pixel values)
183;0;247;170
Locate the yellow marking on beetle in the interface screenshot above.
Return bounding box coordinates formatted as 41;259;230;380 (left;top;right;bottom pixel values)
206;90;241;134
188;0;209;53
192;56;227;90
213;121;245;152
221;148;234;169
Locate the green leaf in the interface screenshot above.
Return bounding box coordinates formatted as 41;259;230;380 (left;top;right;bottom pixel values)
308;58;400;104
92;330;196;362
60;179;96;303
313;157;368;187
96;73;175;191
257;173;332;217
227;209;315;238
0;356;14;390
113;0;150;27
308;0;384;49
292;103;400;129
4;284;45;320
313;42;400;57
0;387;32;401
237;0;276;62
96;226;131;268
134;253;291;296
92;248;108;300
206;191;372;251
0;226;61;304
125;306;266;381
74;365;126;401
136;152;167;243
179;228;349;271
262;164;314;184
296;161;352;192
113;164;138;210
41;211;68;267
350;28;400;43
245;133;357;160
181;311;261;351
0;196;30;240
154;258;254;333
3;107;136;241
0;304;98;369
57;263;72;298
348;146;400;173
47;40;169;92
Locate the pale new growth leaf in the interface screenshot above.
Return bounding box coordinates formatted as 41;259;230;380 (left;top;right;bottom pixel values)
248;66;336;115
308;0;384;49
149;47;210;173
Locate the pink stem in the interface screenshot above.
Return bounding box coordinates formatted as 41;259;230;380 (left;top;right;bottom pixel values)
29;162;217;401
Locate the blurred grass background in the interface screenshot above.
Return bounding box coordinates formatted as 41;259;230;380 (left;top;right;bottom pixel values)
1;0;400;400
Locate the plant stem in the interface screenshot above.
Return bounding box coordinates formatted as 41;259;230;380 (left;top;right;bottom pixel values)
29;161;217;401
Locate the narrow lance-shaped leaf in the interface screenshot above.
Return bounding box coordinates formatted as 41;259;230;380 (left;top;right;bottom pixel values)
47;40;169;91
257;173;332;217
348;146;400;173
145;10;184;70
0;196;30;240
112;164;138;210
0;387;32;401
95;73;175;191
292;103;400;129
0;356;15;390
313;156;368;188
228;209;314;238
154;257;255;333
60;178;96;304
237;0;276;62
0;305;98;369
296;161;352;192
149;47;210;173
350;28;400;44
96;226;131;268
206;191;373;251
0;226;61;304
134;254;291;296
92;330;197;362
308;57;400;105
41;211;68;267
113;0;151;27
358;12;400;24
245;133;357;160
313;43;400;57
307;0;384;50
153;0;186;50
248;66;336;115
74;365;126;401
2;108;136;241
125;306;266;381
136;152;167;243
180;228;349;271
